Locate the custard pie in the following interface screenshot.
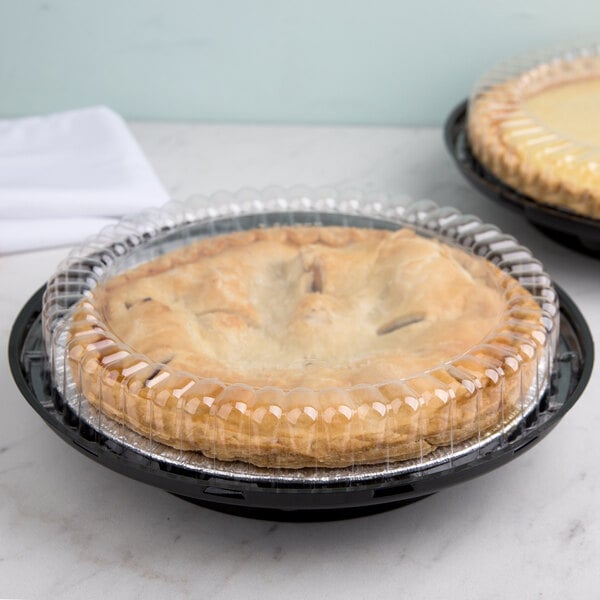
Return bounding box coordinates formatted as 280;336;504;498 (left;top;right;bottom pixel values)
67;226;549;468
468;54;600;219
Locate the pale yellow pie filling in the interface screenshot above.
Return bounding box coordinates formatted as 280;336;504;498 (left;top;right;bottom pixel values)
524;79;600;148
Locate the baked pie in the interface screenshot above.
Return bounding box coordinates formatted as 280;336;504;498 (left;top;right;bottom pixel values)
468;53;600;219
67;225;549;468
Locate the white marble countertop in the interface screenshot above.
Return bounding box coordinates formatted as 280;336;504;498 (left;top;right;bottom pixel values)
1;123;598;599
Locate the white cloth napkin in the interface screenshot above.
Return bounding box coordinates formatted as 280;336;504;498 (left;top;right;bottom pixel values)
0;106;169;253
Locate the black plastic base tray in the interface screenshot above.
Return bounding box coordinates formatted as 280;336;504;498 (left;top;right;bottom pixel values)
445;101;600;257
9;285;593;521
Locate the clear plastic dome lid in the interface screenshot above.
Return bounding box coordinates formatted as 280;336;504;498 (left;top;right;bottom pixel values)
42;188;559;481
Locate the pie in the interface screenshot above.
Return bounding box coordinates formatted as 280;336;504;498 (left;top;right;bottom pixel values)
66;226;549;468
468;54;600;219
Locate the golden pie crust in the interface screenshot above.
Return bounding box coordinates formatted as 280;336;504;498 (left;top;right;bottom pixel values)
67;226;548;468
468;55;600;219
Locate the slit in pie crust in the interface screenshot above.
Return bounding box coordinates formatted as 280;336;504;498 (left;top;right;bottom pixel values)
468;54;600;219
66;226;549;468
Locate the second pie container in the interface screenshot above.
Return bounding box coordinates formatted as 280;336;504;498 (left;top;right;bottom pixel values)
467;43;600;220
41;187;559;482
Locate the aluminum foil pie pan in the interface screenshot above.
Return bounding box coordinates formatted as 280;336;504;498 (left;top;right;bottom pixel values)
9;189;592;520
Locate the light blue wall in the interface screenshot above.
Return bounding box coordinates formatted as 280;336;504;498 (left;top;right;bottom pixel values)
1;0;598;125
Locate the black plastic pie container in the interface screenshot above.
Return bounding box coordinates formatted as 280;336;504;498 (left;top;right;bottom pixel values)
445;100;600;257
9;283;593;521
